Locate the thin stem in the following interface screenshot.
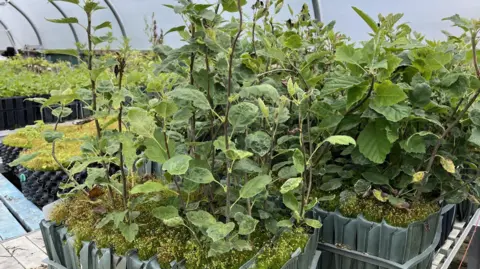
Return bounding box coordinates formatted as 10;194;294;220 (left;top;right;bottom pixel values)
252;8;257;55
205;51;216;214
305;101;314;208
472;32;480;78
344;76;375;116
224;0;243;222
86;11;102;140
116;57;128;210
298;112;307;218
189;24;197;156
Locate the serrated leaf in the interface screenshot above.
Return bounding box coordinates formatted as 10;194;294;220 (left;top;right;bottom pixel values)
321;76;364;96
229;102;259;128
305;218;322;228
292;149;305;173
154;101;178;118
94;21;112;31
46;17;78;24
409;83;432;107
372;81;407;107
186;210;217;229
469;127;480;146
362;172;389;185
280;177;303;194
283;32;303;49
128;108;156;137
239;84;279;103
152;206;184;227
283;192;299;214
168;87;211;110
233;158;262;173
335;45;359;65
118;223;138;242
370;103;411;122
246;131;271;157
206;222;235;242
239;175;272;198
162;155;192;175
319;179;342;191
352;7;379;33
324;135;356;146
234;212;259;235
357;120;392;163
185;167;215;184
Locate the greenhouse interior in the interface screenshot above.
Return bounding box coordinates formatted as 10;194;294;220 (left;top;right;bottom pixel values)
2;0;480;269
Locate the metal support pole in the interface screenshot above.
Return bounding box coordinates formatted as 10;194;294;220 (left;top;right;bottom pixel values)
0;20;16;47
9;1;43;46
468;220;480;269
104;0;127;37
311;0;322;22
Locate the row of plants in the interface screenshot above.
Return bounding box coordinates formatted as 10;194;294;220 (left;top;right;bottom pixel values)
8;0;480;268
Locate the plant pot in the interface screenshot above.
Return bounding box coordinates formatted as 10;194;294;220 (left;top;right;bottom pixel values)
40;220;321;269
438;204;456;250
0;143;23;173
456;199;478;222
17;166;87;208
313;206;442;269
0;96;43;130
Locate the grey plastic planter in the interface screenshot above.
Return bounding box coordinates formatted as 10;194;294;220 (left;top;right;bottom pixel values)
456;199;478;222
41;220;321;269
313;207;442;269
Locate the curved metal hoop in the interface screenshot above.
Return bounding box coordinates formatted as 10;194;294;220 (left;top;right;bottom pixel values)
9;1;43;46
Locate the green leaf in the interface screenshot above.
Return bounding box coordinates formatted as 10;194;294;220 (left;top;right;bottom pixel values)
400;132;437;154
144;129;169;164
305;218;322;229
277;219;293;228
370;103;412;122
246;131;271;157
207;222;235;242
278;165;298;179
42;130;63;143
470;108;480;126
283;32;303;49
388;197;410;209
318;115;344;130
409;83;432;107
234;212;259;235
46;17;78;24
208;240;233;257
130;181;175;195
469;127;480;146
357;120;392;163
283;192;299;214
225;149;253;161
292;149;305;174
240;84;279;103
239;174;272;198
258;98;269;119
442;14;473;31
83;1;104;12
118;223;139;243
362;172;389;185
44;49;78;58
168;87;211;110
186;210;217;229
352;7;379;33
438;156;456;174
335;45;360;65
128;108;156;137
321;76;364;96
354;179;371;194
233;159;262;173
185;167;215;184
221;0;247;12
373;189;388;202
372;81;407;107
229;102;259;128
154;101;178;118
94;21;112;31
50;0;79;4
152;206;184;227
280;177;303;194
232;239;252;251
9;152;39;167
347;83;369;109
319;179;342;191
162;155;192;175
85;167;106;188
324;135;356;146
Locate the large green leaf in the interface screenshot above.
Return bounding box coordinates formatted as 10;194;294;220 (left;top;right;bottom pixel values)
221;0;247;12
46;17;79;24
280;177;303;194
206;222;235;242
208;240;233;257
362;172;389;185
335;45;360;65
282;192;299;214
469;127;480;146
292;149;305;174
229;102;259;129
318;115;344;130
186;210;217;229
130;181;175;195
225;149;253;161
128;107;156;137
324;135;356;146
162;155;192;175
283;32;303;49
370;103;412;122
155;101;178;118
400;132;437;154
409;83;432;107
152;206;184;227
372;81;407;107
185;167;215;184
118;223;139;243
321;76;364;96
239;174;272;198
168;87;211;110
42;130;63;143
319;179;343;191
246;131;272;157
442;14;473;31
240;84;279;103
357;120;392;163
234;212;259;235
144;129;169;164
233;159;262;173
9;152;39;167
352;7;379;33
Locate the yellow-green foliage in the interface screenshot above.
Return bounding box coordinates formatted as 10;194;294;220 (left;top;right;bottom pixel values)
255;228;309;269
11;121;100;171
319;197;439;227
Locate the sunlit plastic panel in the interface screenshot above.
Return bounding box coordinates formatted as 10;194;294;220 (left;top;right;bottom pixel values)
0;2;38;49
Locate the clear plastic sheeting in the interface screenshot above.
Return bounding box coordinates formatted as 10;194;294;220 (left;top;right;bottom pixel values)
0;0;318;50
319;0;480;42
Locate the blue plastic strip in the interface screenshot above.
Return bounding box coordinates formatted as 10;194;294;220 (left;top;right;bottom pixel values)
0;200;25;240
0;173;43;231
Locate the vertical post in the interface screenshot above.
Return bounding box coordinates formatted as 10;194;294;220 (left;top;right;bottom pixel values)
468;224;480;269
311;0;322;22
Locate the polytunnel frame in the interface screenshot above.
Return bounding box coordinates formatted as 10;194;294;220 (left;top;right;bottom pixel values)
8;1;43;46
0;20;16;47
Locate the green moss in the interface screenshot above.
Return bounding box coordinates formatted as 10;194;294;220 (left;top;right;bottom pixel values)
255;228;309;269
319;197;439;227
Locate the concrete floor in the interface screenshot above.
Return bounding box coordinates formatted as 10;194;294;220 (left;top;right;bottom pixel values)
0;231;47;269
